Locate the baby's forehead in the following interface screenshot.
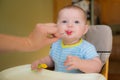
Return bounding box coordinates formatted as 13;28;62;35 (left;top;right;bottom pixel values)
58;8;85;17
58;7;87;23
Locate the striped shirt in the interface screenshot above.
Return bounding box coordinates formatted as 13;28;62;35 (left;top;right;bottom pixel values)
50;39;98;73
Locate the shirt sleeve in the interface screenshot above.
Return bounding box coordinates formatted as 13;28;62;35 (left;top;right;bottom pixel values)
84;45;99;59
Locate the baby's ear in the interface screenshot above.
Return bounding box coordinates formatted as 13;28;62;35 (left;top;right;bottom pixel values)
83;25;89;35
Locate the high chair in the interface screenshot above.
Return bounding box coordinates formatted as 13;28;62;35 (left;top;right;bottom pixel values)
0;25;112;80
84;25;112;80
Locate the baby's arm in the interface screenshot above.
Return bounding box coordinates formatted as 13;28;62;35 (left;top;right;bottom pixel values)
64;56;102;73
31;55;54;70
77;57;102;73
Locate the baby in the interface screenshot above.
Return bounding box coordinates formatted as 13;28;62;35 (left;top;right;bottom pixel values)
31;5;102;73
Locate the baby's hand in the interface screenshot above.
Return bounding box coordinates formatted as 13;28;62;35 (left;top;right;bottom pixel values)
31;60;47;71
64;55;81;70
31;63;48;72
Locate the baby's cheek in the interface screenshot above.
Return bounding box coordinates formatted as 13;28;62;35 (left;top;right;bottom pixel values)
75;31;83;38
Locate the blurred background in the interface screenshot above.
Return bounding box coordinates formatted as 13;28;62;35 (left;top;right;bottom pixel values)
0;0;53;71
0;0;120;80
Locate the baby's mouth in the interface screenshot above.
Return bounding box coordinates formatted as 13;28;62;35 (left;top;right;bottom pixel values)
65;30;73;35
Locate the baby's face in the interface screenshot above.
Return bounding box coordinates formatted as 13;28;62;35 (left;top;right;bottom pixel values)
57;8;88;41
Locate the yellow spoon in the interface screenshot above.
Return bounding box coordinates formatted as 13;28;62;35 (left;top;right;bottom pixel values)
37;64;48;69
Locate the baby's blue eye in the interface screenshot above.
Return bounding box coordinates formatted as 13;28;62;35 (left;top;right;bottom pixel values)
75;21;80;24
62;20;67;23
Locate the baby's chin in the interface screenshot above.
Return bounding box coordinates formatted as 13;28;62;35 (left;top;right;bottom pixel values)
62;36;75;41
61;36;73;40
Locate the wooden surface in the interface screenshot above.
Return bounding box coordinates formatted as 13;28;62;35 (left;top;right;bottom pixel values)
108;60;120;80
95;0;120;24
53;0;72;22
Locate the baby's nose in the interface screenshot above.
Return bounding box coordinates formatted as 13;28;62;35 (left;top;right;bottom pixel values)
67;23;73;28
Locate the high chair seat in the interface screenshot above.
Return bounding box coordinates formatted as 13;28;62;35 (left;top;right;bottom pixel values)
0;64;106;80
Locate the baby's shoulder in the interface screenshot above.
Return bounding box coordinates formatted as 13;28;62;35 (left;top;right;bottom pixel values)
81;39;96;49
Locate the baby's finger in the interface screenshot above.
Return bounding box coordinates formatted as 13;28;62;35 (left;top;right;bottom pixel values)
67;55;73;58
31;65;38;71
66;65;75;70
36;68;43;72
64;60;73;66
67;55;73;61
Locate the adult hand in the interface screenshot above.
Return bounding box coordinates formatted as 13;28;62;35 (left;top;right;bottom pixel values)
0;23;60;52
28;23;61;51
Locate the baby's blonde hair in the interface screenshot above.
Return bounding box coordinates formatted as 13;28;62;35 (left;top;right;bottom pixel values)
58;5;87;24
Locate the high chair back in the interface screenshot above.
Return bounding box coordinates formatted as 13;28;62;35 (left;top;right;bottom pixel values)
84;25;112;80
